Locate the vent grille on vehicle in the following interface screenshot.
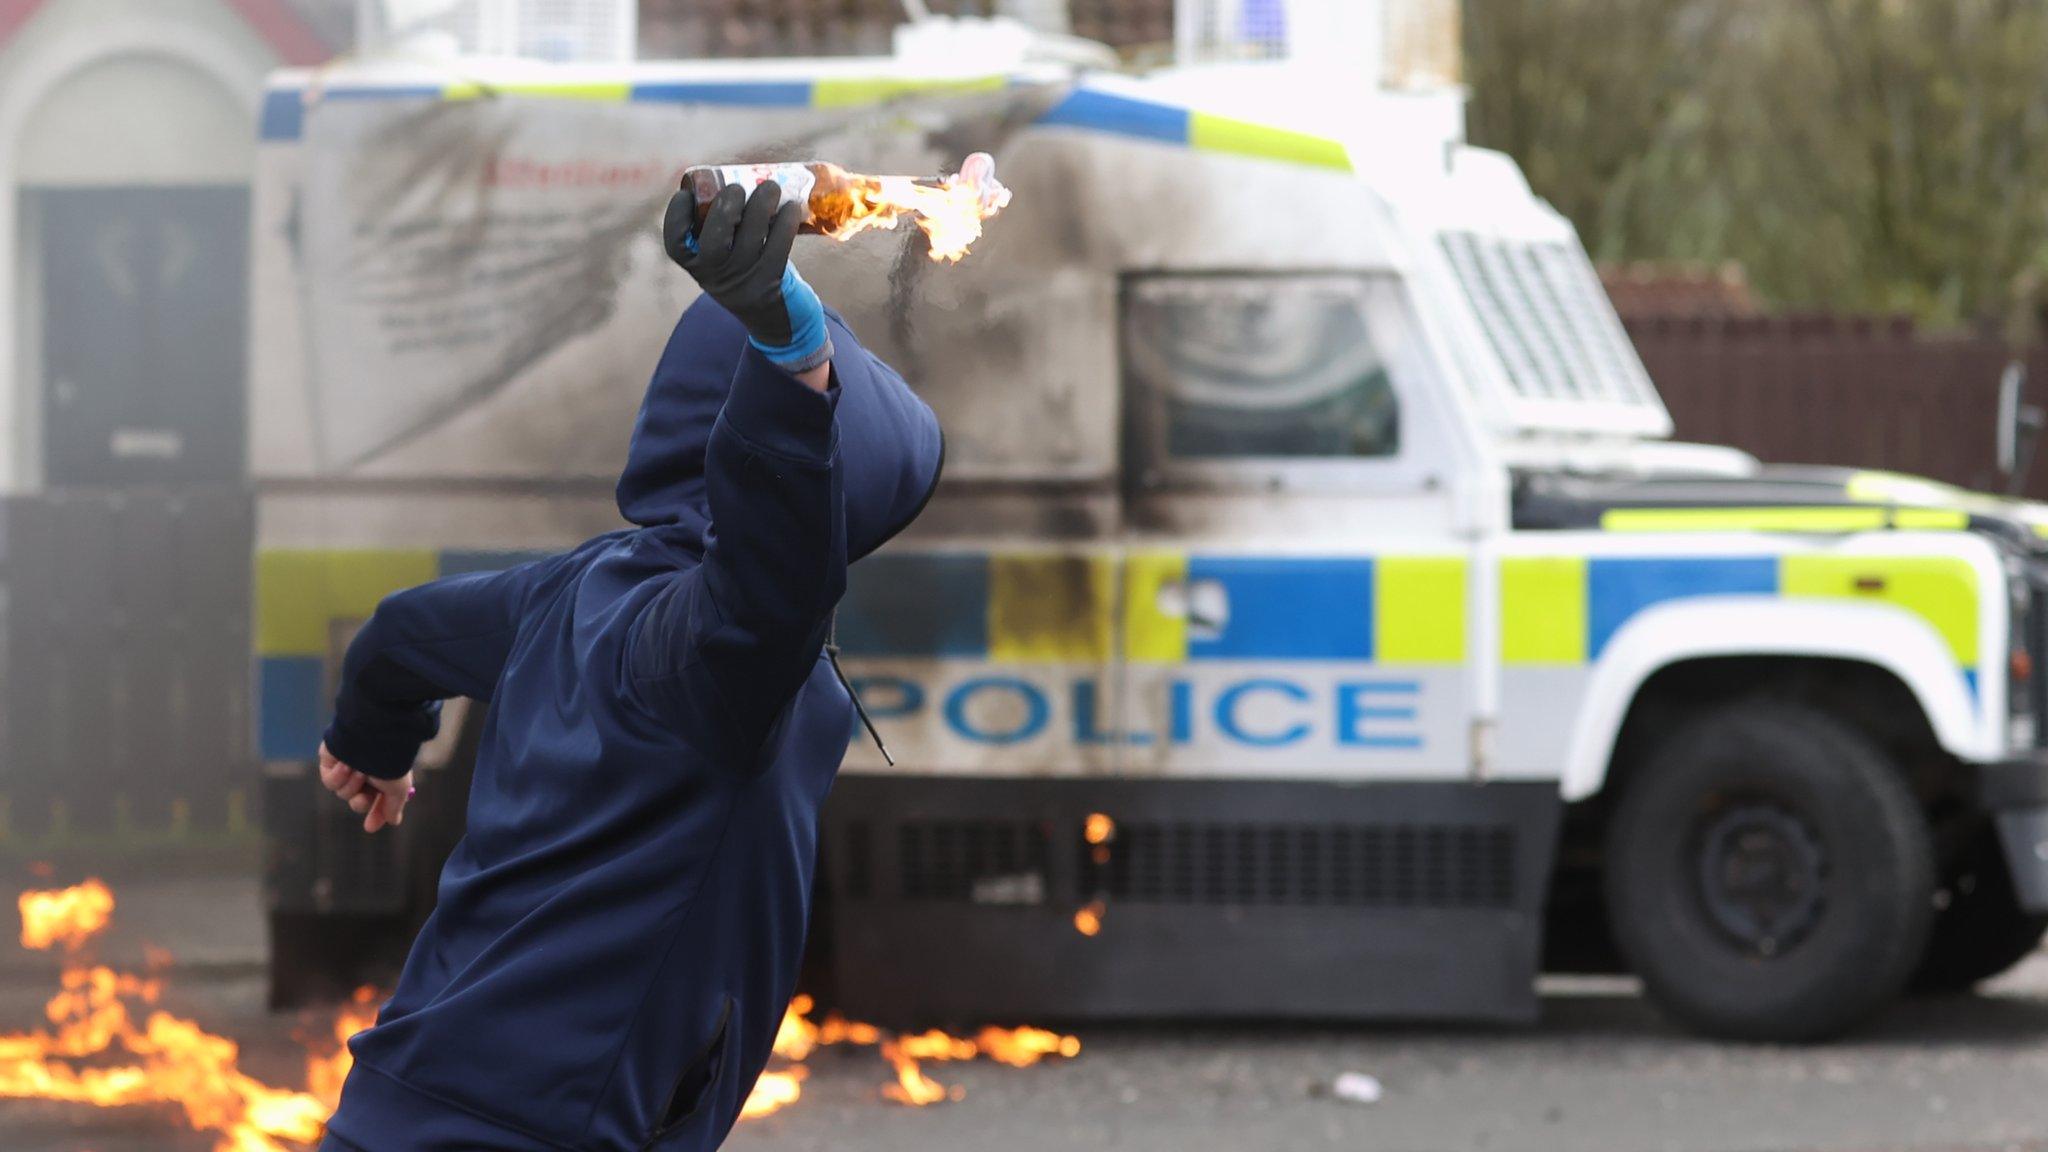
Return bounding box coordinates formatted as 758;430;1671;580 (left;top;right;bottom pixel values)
313;801;406;912
854;818;1518;910
1083;822;1517;909
894;820;1052;904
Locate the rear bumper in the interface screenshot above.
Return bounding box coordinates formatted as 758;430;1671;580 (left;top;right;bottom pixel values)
1981;753;2048;914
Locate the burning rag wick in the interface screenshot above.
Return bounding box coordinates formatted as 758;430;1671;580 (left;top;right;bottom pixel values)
817;151;1013;263
0;878;375;1152
742;994;1081;1119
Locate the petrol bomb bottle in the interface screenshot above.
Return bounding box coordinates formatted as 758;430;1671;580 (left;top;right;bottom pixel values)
682;153;1010;262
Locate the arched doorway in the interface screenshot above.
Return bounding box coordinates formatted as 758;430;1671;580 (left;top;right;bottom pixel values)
17;50;252;485
3;40;260;839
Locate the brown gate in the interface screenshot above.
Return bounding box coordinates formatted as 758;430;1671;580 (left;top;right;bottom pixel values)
1626;315;2048;501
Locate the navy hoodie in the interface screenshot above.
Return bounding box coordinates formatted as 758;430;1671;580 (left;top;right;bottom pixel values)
317;298;942;1152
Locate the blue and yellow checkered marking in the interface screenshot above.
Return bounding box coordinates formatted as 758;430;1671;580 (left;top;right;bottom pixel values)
1586;557;1777;659
1502;553;1981;668
1185;557;1372;660
835;553;991;658
836;552;1458;663
261;75;1006;141
258;80;1353;172
261;547;1985;757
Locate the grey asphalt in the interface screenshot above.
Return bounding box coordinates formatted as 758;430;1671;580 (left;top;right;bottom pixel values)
1;870;2045;1152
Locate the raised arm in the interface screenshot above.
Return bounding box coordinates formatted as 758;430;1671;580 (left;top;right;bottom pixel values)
628;178;849;753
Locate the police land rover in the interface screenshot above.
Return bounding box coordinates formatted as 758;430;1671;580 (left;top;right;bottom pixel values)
250;15;2048;1041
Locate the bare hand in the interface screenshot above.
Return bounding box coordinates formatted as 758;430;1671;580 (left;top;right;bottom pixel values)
318;742;415;833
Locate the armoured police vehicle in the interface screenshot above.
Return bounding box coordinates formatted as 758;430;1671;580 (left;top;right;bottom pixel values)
250;22;2048;1041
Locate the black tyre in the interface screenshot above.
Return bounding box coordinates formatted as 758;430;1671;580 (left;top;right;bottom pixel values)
1604;702;1935;1042
1912;828;2048;993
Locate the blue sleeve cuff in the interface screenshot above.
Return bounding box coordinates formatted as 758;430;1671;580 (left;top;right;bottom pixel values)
747;264;833;371
720;346;840;464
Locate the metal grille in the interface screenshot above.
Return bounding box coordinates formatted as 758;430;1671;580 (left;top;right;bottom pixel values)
842;820;874;901
1083;822;1518;909
1439;232;1663;412
312;800;408;911
895;820;1052;903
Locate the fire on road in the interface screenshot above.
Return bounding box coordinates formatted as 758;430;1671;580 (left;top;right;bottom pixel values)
0;880;1080;1147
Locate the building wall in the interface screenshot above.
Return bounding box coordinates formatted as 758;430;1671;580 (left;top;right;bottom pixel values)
0;0;287;493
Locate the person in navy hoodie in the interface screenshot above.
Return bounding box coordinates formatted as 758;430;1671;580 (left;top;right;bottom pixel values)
311;178;943;1152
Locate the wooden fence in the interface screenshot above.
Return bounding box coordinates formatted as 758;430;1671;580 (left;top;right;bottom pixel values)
1626;315;2048;502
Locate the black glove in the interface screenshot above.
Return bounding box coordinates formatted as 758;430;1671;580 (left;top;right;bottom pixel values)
665;180;833;373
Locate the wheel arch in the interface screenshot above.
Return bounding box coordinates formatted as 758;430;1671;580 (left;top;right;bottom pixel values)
1559;596;1985;802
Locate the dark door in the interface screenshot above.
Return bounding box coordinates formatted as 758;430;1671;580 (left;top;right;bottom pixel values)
35;185;248;485
4;186;254;839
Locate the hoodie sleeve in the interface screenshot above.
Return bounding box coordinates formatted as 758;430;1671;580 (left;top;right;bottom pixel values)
322;561;552;780
629;346;847;756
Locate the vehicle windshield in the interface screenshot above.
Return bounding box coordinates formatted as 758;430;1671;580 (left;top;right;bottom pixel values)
1123;274;1403;473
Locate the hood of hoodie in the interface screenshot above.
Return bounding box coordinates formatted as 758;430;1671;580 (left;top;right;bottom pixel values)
615;296;943;561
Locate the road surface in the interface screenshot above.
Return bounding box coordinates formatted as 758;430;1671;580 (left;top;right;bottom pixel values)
0;870;2044;1152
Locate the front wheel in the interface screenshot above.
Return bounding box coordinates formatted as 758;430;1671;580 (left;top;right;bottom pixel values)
1604;702;1935;1042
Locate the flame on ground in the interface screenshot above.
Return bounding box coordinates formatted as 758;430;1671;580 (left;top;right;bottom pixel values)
0;878;372;1152
814;152;1013;263
20;879;113;952
741;995;1079;1119
0;879;1075;1140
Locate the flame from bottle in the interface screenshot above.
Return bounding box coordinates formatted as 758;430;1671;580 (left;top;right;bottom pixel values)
814;152;1013;263
0;879;375;1152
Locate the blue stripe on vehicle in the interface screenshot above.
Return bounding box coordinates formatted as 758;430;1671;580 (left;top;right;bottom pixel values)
324;84;444;102
837;553;991;657
262;79;1203;154
259;657;327;761
1035;89;1190;145
258;89;304;142
629;81;814;106
257;83;555;142
1586;557;1779;659
1187;557;1373;661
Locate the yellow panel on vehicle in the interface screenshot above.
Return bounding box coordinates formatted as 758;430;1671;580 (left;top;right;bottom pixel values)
1779;555;1980;664
1187;112;1353;170
1123;551;1189;664
443;80;632;102
1376;557;1467;664
1500;556;1587;665
256;550;439;657
810;75;1006;108
1601;506;1967;532
1891;508;1971;530
988;553;1117;663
